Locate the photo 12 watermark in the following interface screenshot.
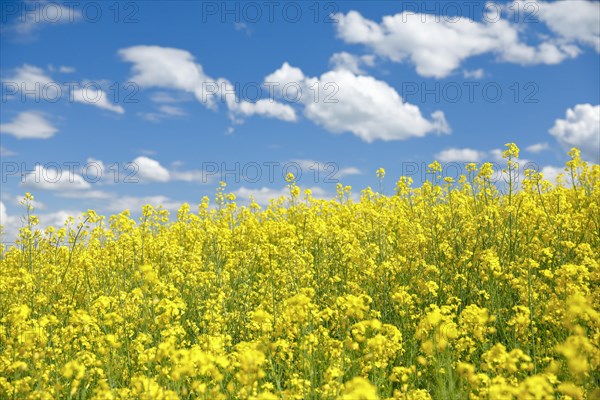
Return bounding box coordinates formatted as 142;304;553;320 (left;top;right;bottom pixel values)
200;1;340;24
1;1;140;25
200;80;339;104
389;1;540;23
1;161;348;185
1;160;551;187
198;1;541;25
400;81;540;104
1;80;140;104
1;80;340;105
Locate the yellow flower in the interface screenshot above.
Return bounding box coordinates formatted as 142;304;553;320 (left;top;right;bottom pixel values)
339;377;379;400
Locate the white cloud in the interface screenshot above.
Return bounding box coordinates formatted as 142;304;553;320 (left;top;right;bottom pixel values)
265;63;449;142
0;111;57;139
264;62;306;89
219;79;298;123
3;64;58;100
435;148;486;162
21;165;91;191
119;45;296;122
6;64;53;85
524;0;600;52
329;52;375;74
119;45;215;104
233;99;297;122
463;69;485;79
1;201;10;224
86;156;213;185
334;8;590;78
540;165;565;183
1;201;19;242
5;65;126;115
71;87;125;114
525;142;550;153
132;156;171;182
0;201;24;243
549;104;600;163
36;210;82;229
0;201;11;235
3;1;81;37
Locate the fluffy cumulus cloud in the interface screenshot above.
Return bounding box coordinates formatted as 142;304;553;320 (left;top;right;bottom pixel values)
435;148;486;162
119;46;214;104
549;104;600;163
120;45;447;135
233;98;297;122
119;45;296;122
529;0;600;52
264;62;450;142
0;111;57;139
334;1;598;78
132;156;171;182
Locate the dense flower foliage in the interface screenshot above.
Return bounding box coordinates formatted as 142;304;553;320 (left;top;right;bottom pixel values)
1;144;599;399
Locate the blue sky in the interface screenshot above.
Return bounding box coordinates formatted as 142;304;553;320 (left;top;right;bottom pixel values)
1;0;599;240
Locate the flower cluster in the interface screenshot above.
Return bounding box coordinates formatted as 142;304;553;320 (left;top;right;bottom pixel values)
1;144;598;399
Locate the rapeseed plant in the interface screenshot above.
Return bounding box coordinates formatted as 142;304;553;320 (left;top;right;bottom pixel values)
0;144;598;399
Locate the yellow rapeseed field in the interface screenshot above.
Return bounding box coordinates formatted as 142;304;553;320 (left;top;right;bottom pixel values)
1;144;599;399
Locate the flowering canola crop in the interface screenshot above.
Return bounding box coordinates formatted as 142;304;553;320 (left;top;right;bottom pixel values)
1;144;599;399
